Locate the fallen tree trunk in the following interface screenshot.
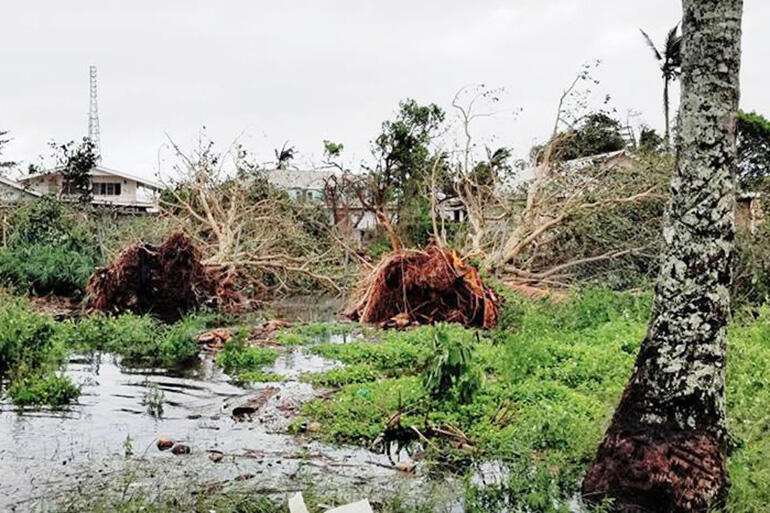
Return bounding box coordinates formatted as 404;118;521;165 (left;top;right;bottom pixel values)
345;245;500;329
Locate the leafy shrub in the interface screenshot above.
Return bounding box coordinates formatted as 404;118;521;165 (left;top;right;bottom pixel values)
0;244;97;295
216;331;278;377
422;324;482;404
8;372;80;407
0;297;65;375
0;197;100;295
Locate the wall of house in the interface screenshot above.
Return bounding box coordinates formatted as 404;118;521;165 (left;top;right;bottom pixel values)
26;174;140;204
90;175;137;203
0;182;34;203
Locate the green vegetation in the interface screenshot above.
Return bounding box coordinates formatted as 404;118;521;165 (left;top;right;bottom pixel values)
56;311;215;367
298;289;769;513
8;372;80;406
0;296;217;405
0;197;100;295
216;331;279;378
275;321;361;346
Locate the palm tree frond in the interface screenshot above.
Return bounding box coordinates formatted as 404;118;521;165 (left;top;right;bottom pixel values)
640;29;663;61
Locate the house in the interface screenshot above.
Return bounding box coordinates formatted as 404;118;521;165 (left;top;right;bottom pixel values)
16;165;161;213
736;192;764;234
265;168;337;202
0;175;41;203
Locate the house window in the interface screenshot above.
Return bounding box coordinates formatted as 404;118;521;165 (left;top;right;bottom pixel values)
92;182;122;196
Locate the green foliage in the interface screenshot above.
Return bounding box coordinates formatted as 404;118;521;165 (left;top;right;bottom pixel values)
48;137;100;203
736;110;770;190
300;289;769;511
307;363;379;387
311;328;436;375
8;372;80;407
724;307;770;512
275;321;360;346
0;196;100;295
0;297;65;376
542;113;626;162
0;129;14;170
233;370;285;384
0;244;97;295
422;324;482;404
55;311;214;367
216;331;278;377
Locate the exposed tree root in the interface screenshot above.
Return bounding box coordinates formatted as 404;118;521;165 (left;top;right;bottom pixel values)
86;232;243;321
345;245;500;329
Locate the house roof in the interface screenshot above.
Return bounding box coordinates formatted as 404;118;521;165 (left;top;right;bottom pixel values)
0;175;41;197
265;168;339;190
19;165;162;190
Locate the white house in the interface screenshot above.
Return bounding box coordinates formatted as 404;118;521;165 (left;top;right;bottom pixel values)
0;175;41;203
16;165;160;212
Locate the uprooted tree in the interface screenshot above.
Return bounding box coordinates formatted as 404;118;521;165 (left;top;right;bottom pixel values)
441;66;666;285
159;135;343;296
582;1;743;511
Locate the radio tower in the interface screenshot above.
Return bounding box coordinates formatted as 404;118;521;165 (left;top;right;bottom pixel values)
88;65;102;158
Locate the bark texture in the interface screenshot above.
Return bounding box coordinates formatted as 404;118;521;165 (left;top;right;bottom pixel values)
582;1;743;512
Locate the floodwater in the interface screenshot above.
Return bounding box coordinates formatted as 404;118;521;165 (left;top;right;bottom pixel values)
0;342;455;511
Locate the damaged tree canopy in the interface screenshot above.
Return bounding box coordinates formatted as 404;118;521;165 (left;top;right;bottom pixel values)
346;245;500;329
86;232;240;321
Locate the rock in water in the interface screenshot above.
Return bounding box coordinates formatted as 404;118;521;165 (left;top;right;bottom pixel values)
156;437;174;451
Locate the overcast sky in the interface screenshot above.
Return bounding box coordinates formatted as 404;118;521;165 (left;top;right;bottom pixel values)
1;1;768;180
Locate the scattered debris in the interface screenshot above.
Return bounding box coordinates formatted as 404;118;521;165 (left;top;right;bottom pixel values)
198;328;233;352
156;437;174;451
506;282;567;302
288;493;374;513
29;295;81;319
231;387;280;420
171;443;191;455
346;246;500;329
263;319;292;335
234;473;255;481
86;232;243;321
394;458;417;473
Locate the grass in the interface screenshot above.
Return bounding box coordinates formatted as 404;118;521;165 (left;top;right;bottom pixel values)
0;244;97;296
7;372;80;406
0;295;219;405
296;288;770;513
275;321;362;346
215;331;279;378
55;311;215;368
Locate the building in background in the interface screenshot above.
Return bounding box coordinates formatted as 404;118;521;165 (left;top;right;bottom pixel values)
17;165;160;213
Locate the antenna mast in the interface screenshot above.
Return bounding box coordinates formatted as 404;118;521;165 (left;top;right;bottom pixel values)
88;65;102;158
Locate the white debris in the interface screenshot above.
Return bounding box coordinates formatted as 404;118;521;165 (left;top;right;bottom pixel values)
288;493;374;513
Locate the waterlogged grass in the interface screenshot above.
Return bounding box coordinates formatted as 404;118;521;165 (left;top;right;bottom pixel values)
0;296;218;405
216;332;279;378
275;321;362;346
298;288;770;513
7;372;80;406
0;297;77;406
55;311;217;367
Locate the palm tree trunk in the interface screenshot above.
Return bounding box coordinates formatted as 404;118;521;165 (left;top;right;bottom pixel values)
581;1;743;512
663;76;671;150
